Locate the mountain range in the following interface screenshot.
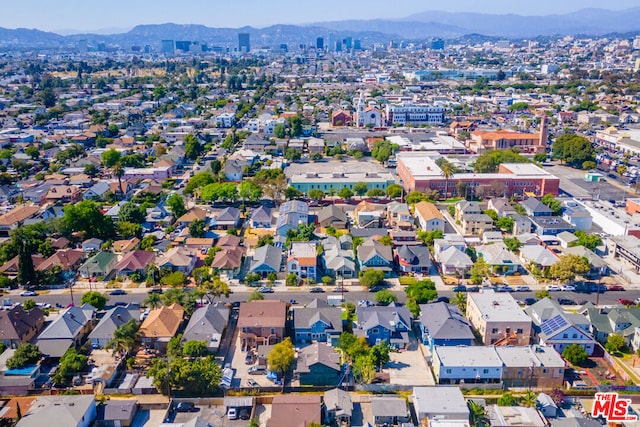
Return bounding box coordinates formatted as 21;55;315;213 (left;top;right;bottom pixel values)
1;8;639;50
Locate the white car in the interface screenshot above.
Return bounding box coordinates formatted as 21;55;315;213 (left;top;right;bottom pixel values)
357;300;373;307
545;285;561;292
560;285;576;292
19;291;37;297
228;407;238;420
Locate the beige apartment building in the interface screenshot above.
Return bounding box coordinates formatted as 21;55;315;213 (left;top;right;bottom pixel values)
467;290;532;345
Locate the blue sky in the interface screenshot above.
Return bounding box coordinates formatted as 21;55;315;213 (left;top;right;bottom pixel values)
4;0;640;33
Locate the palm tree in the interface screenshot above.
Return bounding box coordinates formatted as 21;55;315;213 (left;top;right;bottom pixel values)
112;162;124;198
468;401;489;427
452;292;467;315
144;292;162;309
440;161;455;198
105;319;138;356
199;276;231;303
521;390;538;407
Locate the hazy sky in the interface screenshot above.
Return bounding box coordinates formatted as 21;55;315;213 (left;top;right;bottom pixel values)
3;0;640;33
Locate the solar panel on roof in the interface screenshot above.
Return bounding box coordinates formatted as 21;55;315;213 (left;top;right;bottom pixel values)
540;314;568;336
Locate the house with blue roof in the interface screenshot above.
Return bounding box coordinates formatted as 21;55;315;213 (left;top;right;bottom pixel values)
275;200;309;237
293;299;342;345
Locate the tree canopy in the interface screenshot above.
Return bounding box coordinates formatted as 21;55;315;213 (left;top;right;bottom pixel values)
63;200;115;239
473;149;530;173
81;291;107;310
552;134;595;169
268;338;295;376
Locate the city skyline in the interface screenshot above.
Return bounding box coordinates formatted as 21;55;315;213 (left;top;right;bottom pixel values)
2;0;640;34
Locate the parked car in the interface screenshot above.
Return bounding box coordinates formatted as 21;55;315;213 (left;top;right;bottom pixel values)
619;298;635;306
228;407;238;420
248;366;267;375
148;287;163;294
176;402;196;413
19;291;37;297
495;285;514;293
245;353;255;365
607;285;625;291
247;379;258;387
546;285;561;292
590;283;607;293
239;408;251;420
514;286;530;292
467;286;480;292
333;286;349;293
109;289;126;295
257;287;274;293
523;298;538;306
310;287;325;293
368;286;384;293
558;298;576;306
452;285;467;292
436;296;450;304
358;300;373;307
560;285;576;292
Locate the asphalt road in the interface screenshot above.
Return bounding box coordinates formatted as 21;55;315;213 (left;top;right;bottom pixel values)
5;288;639;310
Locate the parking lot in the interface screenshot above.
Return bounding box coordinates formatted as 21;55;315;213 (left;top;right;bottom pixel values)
168;401;257;427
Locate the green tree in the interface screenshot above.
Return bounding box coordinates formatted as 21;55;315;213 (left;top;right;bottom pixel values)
308;189;325;201
189;219;206;238
183;172;214;196
106;319;139;356
605;333;625;354
118;221;142;239
562;344;588;366
552;134;595;168
238;180;263;203
549;254;590;282
286;273;299;286
371;140;398;164
533;153;548;163
81;291;108;310
375;289;397;305
452;292;467;314
284;186;303;200
7;343;42;369
405;280;438;316
53;347;88;384
406;191;428;204
536;290;551;299
359;270;384;289
101;148;121;168
503;237;521;252
289;115;303;137
184;134;203;160
23;299;36;310
274;123;286;139
166;193;186;219
496;216;514;233
574;230;602;251
119;202;145;224
439;160;456;197
521;390;538;407
248;290;264;302
17;239;36;287
268;338;295;378
417;229;444;247
140;235;157;251
144;292;163;309
147;355;222;396
310;152;323;162
367;188;385;197
160;271;188;287
470;256;491;285
63;200;115;239
497;393;517;406
338;187;354;200
473;149;530;173
256;235;274;247
370;342;390;370
40;87;57;108
386;184;403;198
353;182;368;196
183;340;208;358
541;194;563;215
468;400;489;427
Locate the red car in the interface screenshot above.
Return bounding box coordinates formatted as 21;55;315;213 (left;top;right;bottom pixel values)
618;298;635;306
607;285;625;291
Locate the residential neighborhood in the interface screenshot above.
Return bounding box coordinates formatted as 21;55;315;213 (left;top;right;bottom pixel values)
2;4;640;427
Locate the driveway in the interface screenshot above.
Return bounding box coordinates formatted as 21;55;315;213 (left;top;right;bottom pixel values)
384;335;434;386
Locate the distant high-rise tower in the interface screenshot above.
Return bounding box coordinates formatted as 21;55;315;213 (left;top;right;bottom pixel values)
161;40;175;55
316;37;324;50
238;33;250;53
